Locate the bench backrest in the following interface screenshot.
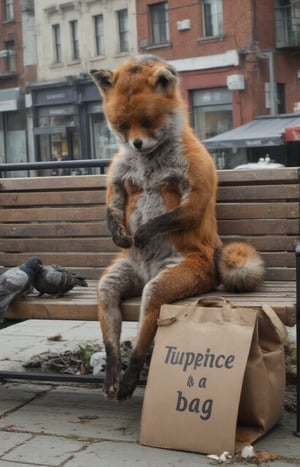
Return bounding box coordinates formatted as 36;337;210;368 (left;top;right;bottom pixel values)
217;167;299;281
0;167;299;281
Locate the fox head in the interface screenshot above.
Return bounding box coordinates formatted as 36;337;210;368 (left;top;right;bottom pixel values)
90;55;186;154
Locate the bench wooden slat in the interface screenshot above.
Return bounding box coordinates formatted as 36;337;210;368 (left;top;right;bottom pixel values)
216;202;299;219
221;236;298;251
0;206;106;222
218;167;299;184
265;269;296;281
260;252;295;267
0;190;106;207
0;223;110;238
218;218;299;235
1;252;116;268
217;184;298;201
0;238;116;252
0;174;108;191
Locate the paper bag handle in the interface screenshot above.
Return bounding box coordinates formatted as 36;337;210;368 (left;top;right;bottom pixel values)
157;296;232;326
191;296;230;308
157;317;177;326
261;304;287;341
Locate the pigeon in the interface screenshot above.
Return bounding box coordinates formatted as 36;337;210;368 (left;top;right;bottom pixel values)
0;256;44;319
33;264;88;297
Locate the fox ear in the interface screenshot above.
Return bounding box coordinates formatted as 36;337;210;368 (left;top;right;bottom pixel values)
151;66;177;93
90;69;113;94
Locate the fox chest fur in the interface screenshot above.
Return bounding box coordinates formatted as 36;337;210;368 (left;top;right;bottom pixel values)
109;144;189;268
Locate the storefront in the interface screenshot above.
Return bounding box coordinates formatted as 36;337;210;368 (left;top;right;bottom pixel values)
0;87;28;176
203;113;300;168
78;79;117;161
29;75;115;174
190;87;245;169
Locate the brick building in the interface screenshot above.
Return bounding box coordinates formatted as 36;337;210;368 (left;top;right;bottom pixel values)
136;0;300;167
0;0;299;169
0;0;37;171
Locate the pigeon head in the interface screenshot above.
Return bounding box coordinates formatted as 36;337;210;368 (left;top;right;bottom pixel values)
23;256;44;275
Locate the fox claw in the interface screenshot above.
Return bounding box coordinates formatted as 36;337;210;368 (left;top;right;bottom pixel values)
113;233;133;249
103;368;120;399
117;367;140;401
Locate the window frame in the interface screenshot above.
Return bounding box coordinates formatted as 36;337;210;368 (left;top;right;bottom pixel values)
70;19;79;61
5;40;16;72
202;0;223;38
4;0;14;21
117;8;129;53
149;2;170;46
94;14;105;56
52;24;62;64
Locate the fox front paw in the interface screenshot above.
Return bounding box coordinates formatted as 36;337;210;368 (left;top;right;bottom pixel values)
134;225;150;249
117;367;140;401
103;367;120;399
112;228;133;249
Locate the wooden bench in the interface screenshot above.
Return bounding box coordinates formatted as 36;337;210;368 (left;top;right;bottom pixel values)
1;167;298;328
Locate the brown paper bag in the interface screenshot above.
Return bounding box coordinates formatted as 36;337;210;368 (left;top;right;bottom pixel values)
236;303;287;446
139;297;286;455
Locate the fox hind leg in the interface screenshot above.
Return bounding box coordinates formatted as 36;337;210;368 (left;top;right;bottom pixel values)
118;253;218;400
97;258;143;398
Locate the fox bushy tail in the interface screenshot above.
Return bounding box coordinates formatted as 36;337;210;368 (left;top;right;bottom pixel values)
217;242;265;292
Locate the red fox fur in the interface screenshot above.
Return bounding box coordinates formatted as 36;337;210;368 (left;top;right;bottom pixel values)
90;55;265;400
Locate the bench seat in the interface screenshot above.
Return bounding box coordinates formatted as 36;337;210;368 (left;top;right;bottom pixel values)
5;279;296;327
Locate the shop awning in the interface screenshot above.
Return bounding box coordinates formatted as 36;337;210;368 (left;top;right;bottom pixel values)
203;114;300;149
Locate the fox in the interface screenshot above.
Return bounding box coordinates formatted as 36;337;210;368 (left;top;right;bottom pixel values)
90;55;265;401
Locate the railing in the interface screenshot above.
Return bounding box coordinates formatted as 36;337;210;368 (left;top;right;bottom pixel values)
0;159;111;177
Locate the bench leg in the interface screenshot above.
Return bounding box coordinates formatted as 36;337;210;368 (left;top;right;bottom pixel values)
295;243;300;436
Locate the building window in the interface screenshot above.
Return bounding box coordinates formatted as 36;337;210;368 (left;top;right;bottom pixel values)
277;83;286;114
275;0;300;48
117;9;129;52
52;24;61;63
192;88;234;169
90;113;117;159
94;14;104;56
5;41;16;72
150;2;170;45
202;0;223;37
70;20;79;60
5;0;14;21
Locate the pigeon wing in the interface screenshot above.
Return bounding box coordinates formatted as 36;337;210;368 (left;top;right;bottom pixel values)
34;265;64;295
0;268;30;316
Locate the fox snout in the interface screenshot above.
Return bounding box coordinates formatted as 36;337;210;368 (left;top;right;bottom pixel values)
128;135;157;152
133;139;143;149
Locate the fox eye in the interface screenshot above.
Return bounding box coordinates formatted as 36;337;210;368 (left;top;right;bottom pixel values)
117;122;129;131
141;118;154;128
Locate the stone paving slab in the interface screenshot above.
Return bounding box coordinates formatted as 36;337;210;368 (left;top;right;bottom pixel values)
2;435;85;466
0;382;52;416
0;383;143;442
64;440;205;467
0;432;33;457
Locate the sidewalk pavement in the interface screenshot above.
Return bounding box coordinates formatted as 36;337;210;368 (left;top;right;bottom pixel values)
0;319;299;467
